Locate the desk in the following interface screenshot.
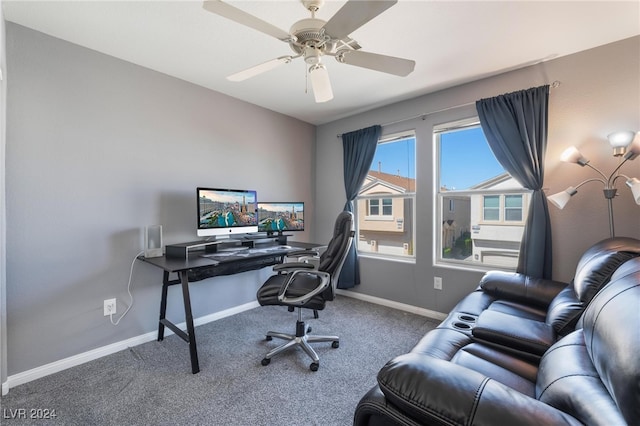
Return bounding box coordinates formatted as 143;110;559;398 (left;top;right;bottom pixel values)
138;242;319;374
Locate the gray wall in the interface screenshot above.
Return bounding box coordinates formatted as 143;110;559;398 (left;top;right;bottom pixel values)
5;23;315;376
316;36;640;314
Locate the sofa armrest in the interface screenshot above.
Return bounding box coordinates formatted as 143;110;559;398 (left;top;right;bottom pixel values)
376;354;581;426
479;271;568;308
472;310;556;356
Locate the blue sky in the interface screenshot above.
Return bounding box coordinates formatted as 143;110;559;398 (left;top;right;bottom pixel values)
439;127;504;189
371;128;505;190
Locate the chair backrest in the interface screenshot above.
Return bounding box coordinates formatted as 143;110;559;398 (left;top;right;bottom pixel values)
317;211;354;300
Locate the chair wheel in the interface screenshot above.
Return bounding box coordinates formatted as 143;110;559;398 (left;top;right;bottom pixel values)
261;358;271;366
307;326;312;333
310;362;319;371
332;341;340;349
265;335;272;341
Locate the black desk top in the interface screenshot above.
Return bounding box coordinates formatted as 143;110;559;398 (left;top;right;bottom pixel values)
138;243;319;273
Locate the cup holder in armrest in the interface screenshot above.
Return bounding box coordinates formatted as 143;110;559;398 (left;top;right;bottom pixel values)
452;322;472;330
458;314;477;323
447;313;478;332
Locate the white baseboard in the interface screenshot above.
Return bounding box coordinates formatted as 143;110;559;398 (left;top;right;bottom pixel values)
4;300;260;393
336;289;448;321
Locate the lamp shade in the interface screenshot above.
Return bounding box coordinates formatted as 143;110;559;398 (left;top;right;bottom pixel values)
548;186;578;209
309;64;333;103
560;146;588;166
626;177;640;205
607;130;635;156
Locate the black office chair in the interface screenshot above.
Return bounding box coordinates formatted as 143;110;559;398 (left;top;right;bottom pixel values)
256;211;354;371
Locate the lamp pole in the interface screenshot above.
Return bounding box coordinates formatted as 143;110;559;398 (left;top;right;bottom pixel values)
582;157;634;238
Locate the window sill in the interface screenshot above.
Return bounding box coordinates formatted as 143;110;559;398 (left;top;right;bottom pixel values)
359;252;416;264
434;258;517;273
364;216;395;221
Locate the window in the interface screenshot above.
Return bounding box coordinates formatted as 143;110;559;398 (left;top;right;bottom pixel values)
367;198;392;216
368;199;379;215
382;198;392;215
483;196;500;221
435;119;530;270
355;131;416;259
505;195;523;221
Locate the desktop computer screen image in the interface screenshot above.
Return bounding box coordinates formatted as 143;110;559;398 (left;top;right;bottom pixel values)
257;202;304;234
197;187;258;238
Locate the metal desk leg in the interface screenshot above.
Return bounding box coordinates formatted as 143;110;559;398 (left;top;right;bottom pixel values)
180;270;200;374
158;271;170;341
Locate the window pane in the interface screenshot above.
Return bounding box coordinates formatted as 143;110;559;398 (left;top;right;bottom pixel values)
505;195;522;208
484;209;499;221
382;199;392;215
369;199;379;215
484;196;499;208
436;122;529;271
356;134;416;259
505;195;523;221
505;209;522;221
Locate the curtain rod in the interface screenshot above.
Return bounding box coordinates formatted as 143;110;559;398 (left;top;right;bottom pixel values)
337;80;561;138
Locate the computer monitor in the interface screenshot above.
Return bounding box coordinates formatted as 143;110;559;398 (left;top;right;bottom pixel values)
197;187;258;238
257;202;305;235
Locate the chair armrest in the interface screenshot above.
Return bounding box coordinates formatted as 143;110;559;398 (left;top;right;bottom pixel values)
286;249;320;258
278;269;331;306
272;262;316;273
479;271;568;308
377;354;581;425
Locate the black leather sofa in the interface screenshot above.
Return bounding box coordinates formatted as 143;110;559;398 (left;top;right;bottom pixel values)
354;237;640;425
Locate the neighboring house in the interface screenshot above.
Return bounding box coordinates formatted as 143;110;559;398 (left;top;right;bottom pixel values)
440;173;529;268
469;173;529;268
357;170;415;256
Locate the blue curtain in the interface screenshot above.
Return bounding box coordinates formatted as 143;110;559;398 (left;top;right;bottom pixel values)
339;125;382;288
476;85;552;279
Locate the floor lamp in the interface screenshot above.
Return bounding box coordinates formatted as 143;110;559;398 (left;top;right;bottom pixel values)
548;131;640;238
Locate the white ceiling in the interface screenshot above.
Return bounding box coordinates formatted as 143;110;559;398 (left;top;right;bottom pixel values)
3;1;639;125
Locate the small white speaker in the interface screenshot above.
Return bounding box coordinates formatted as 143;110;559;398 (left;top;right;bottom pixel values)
145;225;163;258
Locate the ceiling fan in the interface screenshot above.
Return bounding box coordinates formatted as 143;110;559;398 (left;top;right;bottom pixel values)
202;0;416;103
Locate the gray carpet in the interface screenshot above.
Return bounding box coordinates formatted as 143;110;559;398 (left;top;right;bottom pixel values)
1;296;439;425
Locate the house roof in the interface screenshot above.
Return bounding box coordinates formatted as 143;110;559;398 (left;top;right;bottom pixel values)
470;172;524;190
367;171;416;192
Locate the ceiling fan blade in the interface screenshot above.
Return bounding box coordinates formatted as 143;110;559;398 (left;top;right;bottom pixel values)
202;1;291;41
323;0;397;40
227;56;293;82
309;65;333;103
337;50;415;77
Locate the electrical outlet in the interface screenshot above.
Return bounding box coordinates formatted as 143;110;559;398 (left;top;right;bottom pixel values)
104;298;116;316
434;277;443;290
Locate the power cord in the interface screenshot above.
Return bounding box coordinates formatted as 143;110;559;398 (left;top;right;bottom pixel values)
110;250;144;326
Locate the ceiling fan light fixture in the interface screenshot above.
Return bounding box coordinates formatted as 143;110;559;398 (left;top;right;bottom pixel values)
309;64;333;103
